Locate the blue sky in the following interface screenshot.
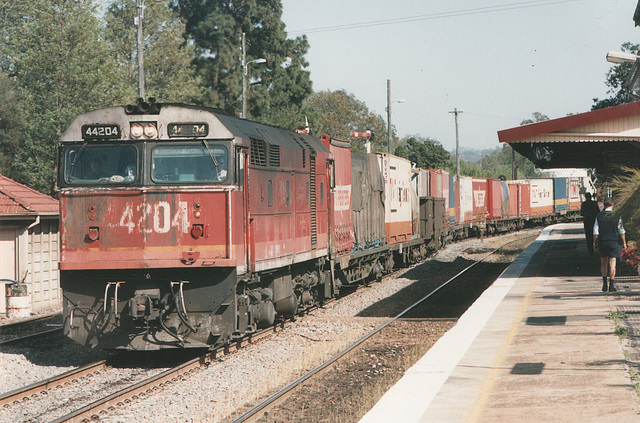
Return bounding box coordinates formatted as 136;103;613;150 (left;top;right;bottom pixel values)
281;0;640;151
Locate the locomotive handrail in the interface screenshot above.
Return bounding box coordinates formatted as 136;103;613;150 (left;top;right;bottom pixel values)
170;280;197;334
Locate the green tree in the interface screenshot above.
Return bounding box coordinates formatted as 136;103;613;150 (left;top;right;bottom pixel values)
458;160;485;177
0;73;26;173
305;90;387;152
174;0;312;125
104;0;203;104
477;144;537;179
520;112;549;125
609;167;640;243
0;0;123;193
592;42;640;110
394;135;452;169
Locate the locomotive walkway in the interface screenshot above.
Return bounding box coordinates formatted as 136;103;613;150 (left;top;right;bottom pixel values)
361;222;640;423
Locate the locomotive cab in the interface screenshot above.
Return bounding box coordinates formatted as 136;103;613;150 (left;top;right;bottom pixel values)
57;104;258;350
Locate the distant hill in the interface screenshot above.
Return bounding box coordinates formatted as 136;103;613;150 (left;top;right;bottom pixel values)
450;146;502;163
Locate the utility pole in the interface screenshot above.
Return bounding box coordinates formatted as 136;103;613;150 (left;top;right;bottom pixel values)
387;79;392;155
242;32;247;119
385;80;407;154
135;0;145;100
449;108;463;178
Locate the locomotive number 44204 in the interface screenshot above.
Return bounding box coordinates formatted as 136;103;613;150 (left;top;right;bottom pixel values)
82;124;120;139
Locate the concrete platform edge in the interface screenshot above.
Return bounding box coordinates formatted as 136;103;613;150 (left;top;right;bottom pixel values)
359;226;554;423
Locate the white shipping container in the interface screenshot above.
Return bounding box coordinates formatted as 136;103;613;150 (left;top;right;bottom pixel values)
528;178;554;216
378;154;416;242
458;176;474;224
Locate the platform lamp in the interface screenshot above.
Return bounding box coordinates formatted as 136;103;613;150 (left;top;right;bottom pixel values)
606;50;640;99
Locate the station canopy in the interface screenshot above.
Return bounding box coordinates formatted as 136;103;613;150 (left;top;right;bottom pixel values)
497;101;640;170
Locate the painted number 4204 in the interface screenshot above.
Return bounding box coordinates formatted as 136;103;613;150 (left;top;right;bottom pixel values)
119;201;190;234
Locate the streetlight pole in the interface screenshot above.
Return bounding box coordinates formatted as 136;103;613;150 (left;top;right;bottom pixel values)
135;0;145;100
241;33;266;119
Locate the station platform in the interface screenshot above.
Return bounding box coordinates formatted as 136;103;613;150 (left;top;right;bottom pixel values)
360;223;640;423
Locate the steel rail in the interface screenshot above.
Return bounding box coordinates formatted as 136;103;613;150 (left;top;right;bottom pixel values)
0;327;63;346
50;356;209;423
231;235;533;423
0;359;108;409
0;311;62;327
50;324;284;423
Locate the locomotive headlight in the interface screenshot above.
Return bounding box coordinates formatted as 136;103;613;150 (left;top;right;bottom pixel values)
144;123;158;138
131;122;158;139
131;123;144;139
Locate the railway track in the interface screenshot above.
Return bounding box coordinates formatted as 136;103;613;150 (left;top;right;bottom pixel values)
0;360;108;409
230;236;531;423
0;322;285;423
0;312;63;346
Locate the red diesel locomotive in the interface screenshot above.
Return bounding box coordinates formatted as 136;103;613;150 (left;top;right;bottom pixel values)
58;101;441;350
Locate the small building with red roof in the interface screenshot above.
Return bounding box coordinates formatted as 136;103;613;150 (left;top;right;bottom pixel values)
0;174;60;316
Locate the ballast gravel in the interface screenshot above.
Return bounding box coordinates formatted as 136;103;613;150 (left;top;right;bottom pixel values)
0;230;541;422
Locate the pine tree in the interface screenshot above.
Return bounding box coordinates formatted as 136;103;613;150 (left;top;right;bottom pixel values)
174;0;312;126
104;0;204;104
0;0;123;193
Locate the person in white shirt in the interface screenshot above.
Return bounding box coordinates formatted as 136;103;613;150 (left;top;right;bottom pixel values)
593;198;627;292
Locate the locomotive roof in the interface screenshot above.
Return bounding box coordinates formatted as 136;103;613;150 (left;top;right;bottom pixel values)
61;103;330;153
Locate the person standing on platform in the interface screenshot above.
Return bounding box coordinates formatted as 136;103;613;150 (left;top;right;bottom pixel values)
593;198;627;292
580;192;600;255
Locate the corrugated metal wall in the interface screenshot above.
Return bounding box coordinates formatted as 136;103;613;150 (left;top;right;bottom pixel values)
27;219;61;312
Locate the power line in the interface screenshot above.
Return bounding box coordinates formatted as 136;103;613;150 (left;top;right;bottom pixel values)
287;0;587;36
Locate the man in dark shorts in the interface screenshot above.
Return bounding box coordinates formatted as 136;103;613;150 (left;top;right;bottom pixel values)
593;198;627;292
